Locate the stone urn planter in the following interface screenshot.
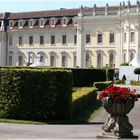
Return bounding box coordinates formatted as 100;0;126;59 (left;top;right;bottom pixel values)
97;86;138;139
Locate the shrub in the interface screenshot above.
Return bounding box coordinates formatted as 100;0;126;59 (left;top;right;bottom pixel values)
72;68;106;87
71;87;97;116
93;81;113;91
106;69;114;81
134;68;140;81
120;63;129;66
122;75;126;84
0;68;72;120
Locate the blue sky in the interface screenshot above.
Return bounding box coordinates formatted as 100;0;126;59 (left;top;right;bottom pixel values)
0;0;137;12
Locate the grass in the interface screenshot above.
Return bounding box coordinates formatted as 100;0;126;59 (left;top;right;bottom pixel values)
0;101;102;125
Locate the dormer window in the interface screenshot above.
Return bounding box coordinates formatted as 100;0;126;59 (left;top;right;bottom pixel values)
51;18;55;27
19;20;23;28
9;21;13;29
29;19;34;28
62;17;67;27
40;18;44;28
73;18;78;26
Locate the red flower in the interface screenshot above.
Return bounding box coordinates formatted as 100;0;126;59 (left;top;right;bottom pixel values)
99;86;138;102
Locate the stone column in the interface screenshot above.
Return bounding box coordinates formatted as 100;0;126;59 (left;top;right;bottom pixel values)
115;27;122;68
134;25;140;54
0;32;6;66
76;25;84;68
126;25;130;62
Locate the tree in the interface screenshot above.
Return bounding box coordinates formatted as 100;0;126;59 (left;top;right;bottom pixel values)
134;68;140;82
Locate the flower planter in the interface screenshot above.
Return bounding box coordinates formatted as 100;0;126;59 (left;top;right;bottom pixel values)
102;97;135;138
97;86;138;139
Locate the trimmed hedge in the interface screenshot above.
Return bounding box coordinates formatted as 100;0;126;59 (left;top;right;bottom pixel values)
0;67;114;87
71;87;97;116
0;68;72;120
72;68;107;87
93;81;113;91
106;69;114;81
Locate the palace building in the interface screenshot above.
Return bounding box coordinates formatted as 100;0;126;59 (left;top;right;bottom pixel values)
0;1;140;68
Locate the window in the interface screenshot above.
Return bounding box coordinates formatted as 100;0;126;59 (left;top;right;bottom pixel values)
19;20;23;28
109;53;114;67
29;36;33;45
98;33;102;44
9;21;13;28
51;18;55;27
50;55;55;67
8;56;12;66
97;53;102;68
62;35;66;44
28;53;34;63
85;53;91;67
73;55;77;67
18;56;23;66
123;53;126;63
19;36;23;46
9;36;12;46
110;33;115;44
74;35;77;44
124;33;126;43
63;18;67;26
40;36;44;45
40;55;43;62
86;34;90;44
40;19;44;27
51;36;55;44
29;19;34;27
131;32;135;43
62;55;67;67
130;53;134;61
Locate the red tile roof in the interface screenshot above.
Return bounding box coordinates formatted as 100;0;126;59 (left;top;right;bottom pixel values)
8;8;80;19
8;6;121;20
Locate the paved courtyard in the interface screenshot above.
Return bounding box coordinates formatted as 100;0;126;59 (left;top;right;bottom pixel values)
0;85;139;139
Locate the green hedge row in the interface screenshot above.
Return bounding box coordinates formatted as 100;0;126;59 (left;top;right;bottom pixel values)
71;87;97;116
0;68;72;120
0;67;114;87
72;69;106;87
93;81;113;91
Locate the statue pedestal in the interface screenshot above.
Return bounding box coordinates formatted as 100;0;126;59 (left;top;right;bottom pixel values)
97;97;138;139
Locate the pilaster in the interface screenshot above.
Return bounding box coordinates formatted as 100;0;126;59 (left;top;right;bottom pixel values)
76;25;84;68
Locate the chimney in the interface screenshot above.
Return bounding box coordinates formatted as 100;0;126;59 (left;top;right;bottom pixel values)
93;4;96;16
105;3;109;15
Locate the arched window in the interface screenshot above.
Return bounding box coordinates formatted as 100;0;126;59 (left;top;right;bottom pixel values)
97;53;102;68
37;53;45;63
62;55;67;67
73;55;76;68
85;53;91;67
28;52;34;64
130;53;134;61
50;55;55;67
123;53;126;63
109;53;114;68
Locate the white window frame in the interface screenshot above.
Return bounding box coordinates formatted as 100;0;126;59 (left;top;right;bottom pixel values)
97;33;103;44
40;18;44;28
109;32;115;44
9;21;13;29
130;31;135;43
62;17;67;27
51;18;55;27
29;19;34;28
19;20;23;28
